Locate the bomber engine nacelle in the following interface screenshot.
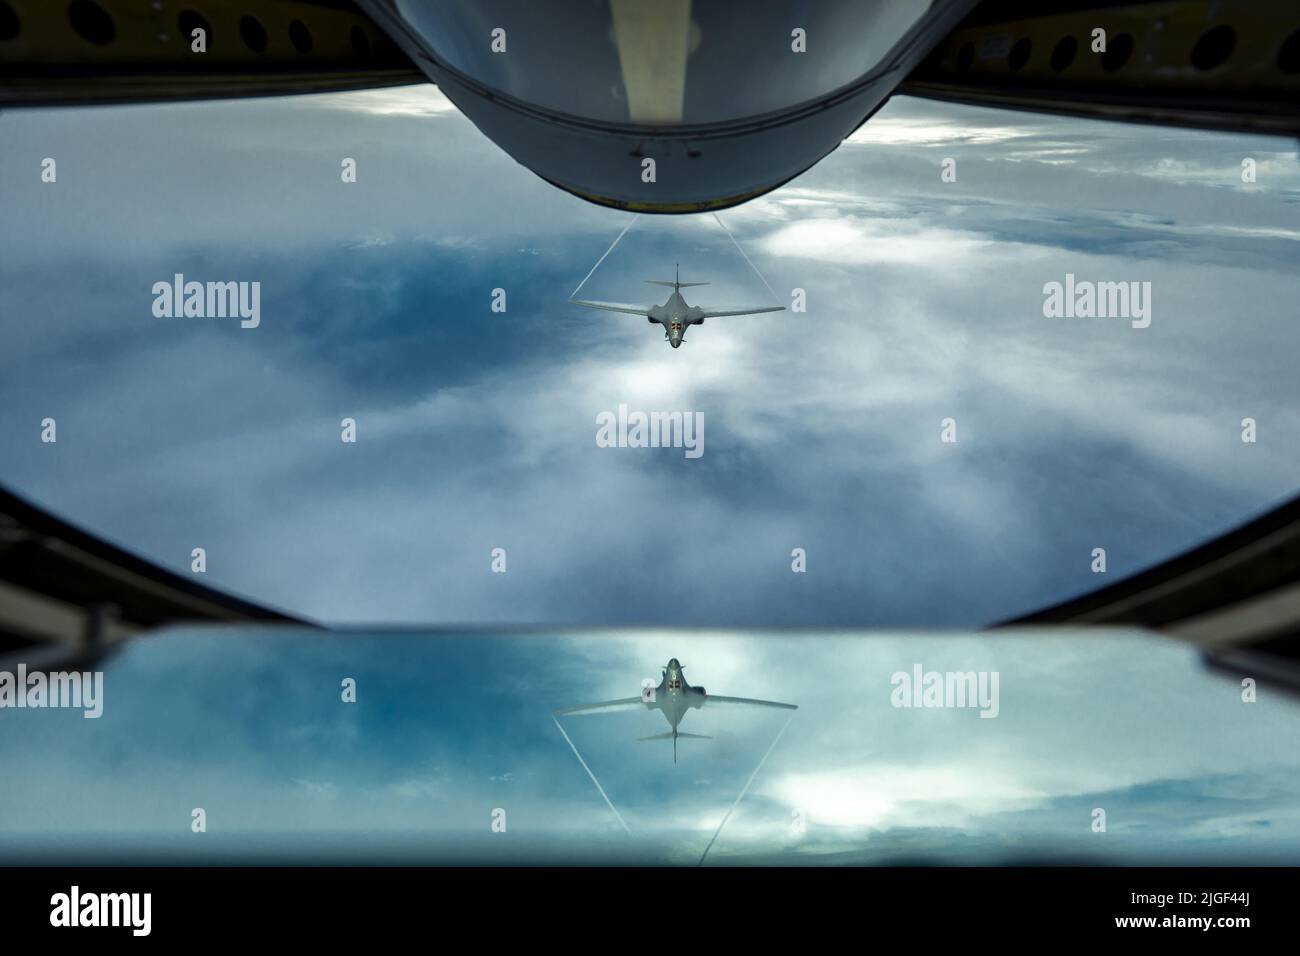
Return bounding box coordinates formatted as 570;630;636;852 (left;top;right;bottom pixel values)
647;316;657;323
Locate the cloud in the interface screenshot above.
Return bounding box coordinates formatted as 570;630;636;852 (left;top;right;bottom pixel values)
310;84;458;118
845;115;1032;147
0;90;1297;631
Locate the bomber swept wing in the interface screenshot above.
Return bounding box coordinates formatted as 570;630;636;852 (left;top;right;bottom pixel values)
697;306;785;318
697;694;797;709
554;697;651;716
568;300;653;316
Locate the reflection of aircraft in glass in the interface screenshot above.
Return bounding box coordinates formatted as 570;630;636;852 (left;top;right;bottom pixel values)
554;657;796;762
570;265;783;348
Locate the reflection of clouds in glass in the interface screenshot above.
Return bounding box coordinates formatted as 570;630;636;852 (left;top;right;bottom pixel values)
547;628;1300;862
769;763;1044;829
0;629;1297;865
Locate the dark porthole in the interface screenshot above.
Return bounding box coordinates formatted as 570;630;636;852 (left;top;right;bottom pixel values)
178;10;210;48
239;15;267;53
956;40;974;73
0;1;20;42
290;19;313;54
351;24;371;57
1050;35;1077;71
1008;37;1031;71
1191;24;1236;71
68;0;115;45
1100;32;1133;72
1281;28;1300;73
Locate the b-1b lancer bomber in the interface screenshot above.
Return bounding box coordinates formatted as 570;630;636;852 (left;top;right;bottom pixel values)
571;266;784;348
554;657;797;763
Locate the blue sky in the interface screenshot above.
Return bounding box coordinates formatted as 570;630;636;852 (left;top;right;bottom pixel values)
0;87;1298;629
